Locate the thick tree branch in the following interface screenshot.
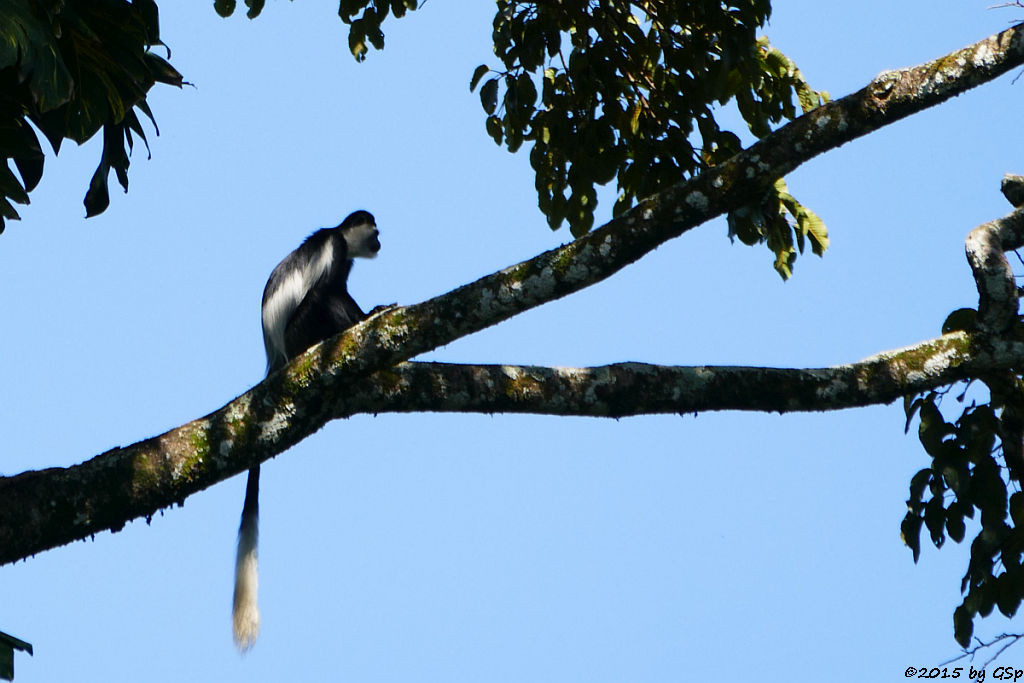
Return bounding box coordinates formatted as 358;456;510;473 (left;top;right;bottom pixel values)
1;24;1022;564
332;336;1024;419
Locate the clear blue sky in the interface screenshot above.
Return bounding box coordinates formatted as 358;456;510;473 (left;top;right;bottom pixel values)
0;2;1020;681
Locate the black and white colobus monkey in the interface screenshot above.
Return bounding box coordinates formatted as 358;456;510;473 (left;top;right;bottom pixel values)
233;209;381;650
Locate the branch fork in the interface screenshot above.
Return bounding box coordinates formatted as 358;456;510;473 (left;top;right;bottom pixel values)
965;175;1024;334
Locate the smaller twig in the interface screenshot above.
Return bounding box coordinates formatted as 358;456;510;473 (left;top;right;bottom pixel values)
941;633;1024;668
977;633;1024;669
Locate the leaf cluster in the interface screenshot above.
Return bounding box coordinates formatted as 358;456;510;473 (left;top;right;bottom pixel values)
214;0;420;62
902;361;1024;649
727;177;828;278
215;0;830;278
0;0;183;229
470;1;829;277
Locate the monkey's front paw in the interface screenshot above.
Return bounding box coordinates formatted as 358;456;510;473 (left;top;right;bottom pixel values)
368;303;399;317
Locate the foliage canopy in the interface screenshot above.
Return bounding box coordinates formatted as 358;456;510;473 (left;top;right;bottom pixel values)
474;0;828;276
0;0;182;230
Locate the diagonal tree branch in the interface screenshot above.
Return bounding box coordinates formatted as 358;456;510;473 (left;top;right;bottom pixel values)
1;24;1022;565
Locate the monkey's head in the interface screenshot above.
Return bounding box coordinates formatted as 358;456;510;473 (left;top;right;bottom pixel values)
339;209;380;258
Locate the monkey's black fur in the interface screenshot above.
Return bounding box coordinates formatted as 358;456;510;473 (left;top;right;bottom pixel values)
260;209;381;372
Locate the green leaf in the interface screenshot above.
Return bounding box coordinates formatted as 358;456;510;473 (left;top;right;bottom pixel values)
480;78;499;115
918;399;953;458
773;246;795;280
953;604;973;648
84;158;111;218
764;48;791;78
136;0;161;43
796;83;820;114
391;0;415;18
505;120;523;152
470;64;489;91
122;110;151;158
946;501;967;543
798;206;828;255
997;573;1021;617
13;154;43;193
971;456;1008;524
567;188;596;237
629;103;641;136
908;468;932;509
925;496;947;548
245;0;265;19
978;579;997;617
365;7;385;51
213;0;237;17
134;99;160;134
726;206;764;247
0;5;74;113
0;195;19;223
515;72;537;112
0;164;28;205
901;513;923;563
143;53;184;88
338;0;365;19
485;115;503;145
904;394;924;433
941;462;967;498
348;19;368;61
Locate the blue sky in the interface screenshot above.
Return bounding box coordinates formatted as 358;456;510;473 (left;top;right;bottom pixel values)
0;2;1021;681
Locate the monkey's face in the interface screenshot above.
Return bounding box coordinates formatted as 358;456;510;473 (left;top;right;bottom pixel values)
343;220;380;259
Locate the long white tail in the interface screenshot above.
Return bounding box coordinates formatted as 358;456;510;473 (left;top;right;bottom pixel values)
233;466;260;651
